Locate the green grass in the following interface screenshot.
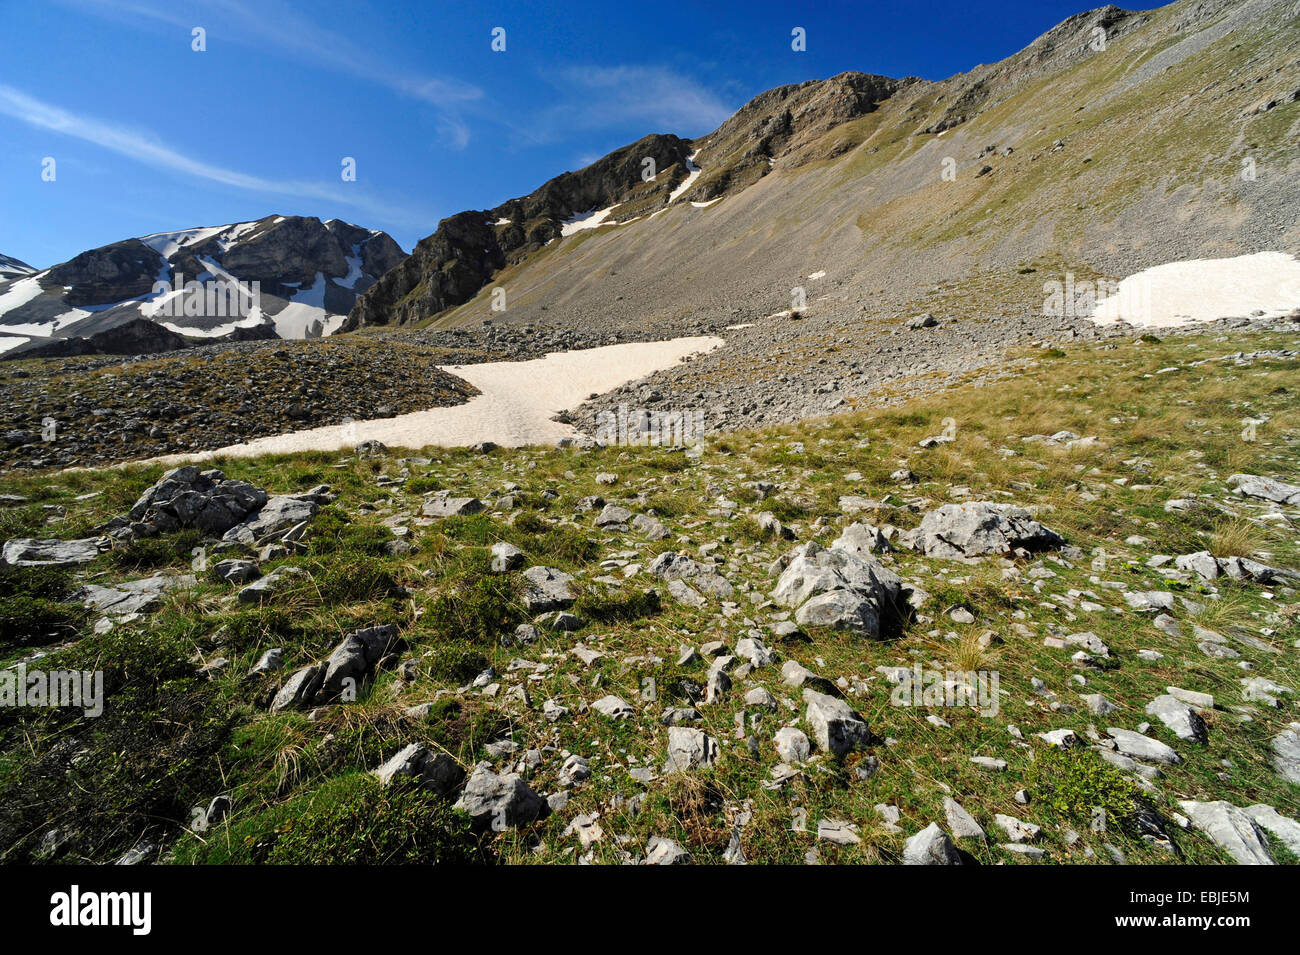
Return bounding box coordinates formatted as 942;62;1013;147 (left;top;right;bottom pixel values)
1;327;1298;865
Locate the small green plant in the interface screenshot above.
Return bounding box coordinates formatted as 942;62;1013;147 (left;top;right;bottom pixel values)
574;587;661;624
425;641;490;684
106;529;203;571
0;565;87;650
1031;747;1144;831
405;477;442;494
422;567;523;644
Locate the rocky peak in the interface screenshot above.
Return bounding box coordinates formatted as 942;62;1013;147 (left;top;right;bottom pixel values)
0;254;36;280
345;133;693;330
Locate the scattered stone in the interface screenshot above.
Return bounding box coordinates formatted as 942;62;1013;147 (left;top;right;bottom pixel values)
1245;804;1300;856
593;695;635;720
664;726;718;772
1228;473;1300;506
774;726;812;764
1;537;103;567
994;813;1041;843
1107;727;1182;765
771;540;903;638
557;754;591;787
943;797;986;840
522;566;575;611
372;744;464;796
902;823;963;865
422;496;485;517
1145;695;1209;744
912;501;1064;559
1179;800;1274;865
236;565;309;605
454;764;549;830
490;541;524;572
803;689;870;756
816;818;861;846
1272;729;1300;784
645;836;690;865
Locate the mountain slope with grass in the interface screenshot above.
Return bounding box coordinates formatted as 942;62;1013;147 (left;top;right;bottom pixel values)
1;322;1297;865
347;0;1298;340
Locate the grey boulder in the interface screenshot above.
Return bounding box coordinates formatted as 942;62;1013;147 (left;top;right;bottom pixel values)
2;537;103;567
372;743;465;797
903;823;963;865
803;689;871;756
454;764;548;830
913;501;1064;559
1179;800;1274;865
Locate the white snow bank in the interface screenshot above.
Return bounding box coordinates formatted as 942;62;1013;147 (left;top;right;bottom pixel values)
1091;251;1300;327
146;336;724;462
138;225;229;260
669;151;702;203
0;276;46;318
561;204;620;236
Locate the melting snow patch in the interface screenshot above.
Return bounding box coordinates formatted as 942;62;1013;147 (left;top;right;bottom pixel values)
147;336;724;461
1091;252;1300;328
669;151;703;203
0;277;46;318
691;198;721;208
561;204;620;237
808;270;826;280
138;225;228;260
339;252;365;290
0;335;32;354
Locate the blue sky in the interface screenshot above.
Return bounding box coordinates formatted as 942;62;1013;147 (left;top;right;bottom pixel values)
1;0;1113;268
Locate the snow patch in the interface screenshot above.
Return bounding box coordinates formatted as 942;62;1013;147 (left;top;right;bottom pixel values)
0;276;46;318
148;336;724;461
138;225;229;260
807;270;826;280
1091;252;1300;327
669;151;702;203
561;204;621;237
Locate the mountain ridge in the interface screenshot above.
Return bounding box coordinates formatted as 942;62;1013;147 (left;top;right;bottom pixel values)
346;0;1300;339
0;215;405;359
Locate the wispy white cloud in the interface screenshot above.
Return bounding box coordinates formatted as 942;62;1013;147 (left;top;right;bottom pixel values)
532;65;736;141
54;0;482;146
0;84;421;225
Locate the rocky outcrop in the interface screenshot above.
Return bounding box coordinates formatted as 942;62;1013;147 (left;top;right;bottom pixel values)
270;625;400;711
1;537;104;566
12;318;194;359
771;539;904;637
123;466;268;537
344;134;693;330
0;215;405;353
909;502;1065;559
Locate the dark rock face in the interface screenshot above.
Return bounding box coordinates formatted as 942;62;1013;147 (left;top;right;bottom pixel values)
0;215;406;354
44;239;160;307
345;133;695;330
126;466;269;536
15;318;190;359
